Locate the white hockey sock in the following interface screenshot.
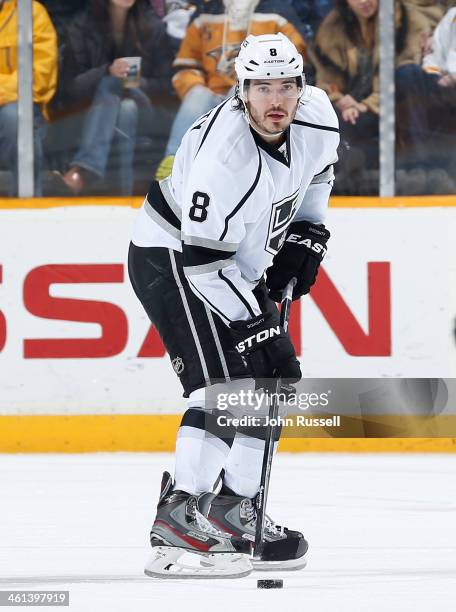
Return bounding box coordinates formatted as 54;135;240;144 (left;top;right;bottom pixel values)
173;407;235;495
223;434;278;498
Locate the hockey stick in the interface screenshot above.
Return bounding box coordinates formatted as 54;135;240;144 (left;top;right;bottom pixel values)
253;277;296;560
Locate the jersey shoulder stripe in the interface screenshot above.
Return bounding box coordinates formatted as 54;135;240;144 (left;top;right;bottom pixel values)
296;85;339;131
190;109;213;131
292;119;339;133
195;98;232;158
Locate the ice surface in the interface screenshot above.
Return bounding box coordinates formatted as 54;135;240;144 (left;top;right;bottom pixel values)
1;453;455;611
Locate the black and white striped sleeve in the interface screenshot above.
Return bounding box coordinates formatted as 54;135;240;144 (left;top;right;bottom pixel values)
293;161;337;224
293;88;340;224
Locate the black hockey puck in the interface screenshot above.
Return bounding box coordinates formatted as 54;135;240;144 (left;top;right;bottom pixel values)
257;579;283;589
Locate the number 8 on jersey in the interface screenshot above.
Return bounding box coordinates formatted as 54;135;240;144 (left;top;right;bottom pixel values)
189;191;210;222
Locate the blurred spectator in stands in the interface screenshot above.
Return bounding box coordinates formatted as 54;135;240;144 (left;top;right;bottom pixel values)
40;1;88;41
395;6;456;193
423;6;456;98
148;1;197;53
313;0;430;195
407;1;445;32
155;0;307;180
289;0;334;42
41;1;89;121
0;0;57;196
52;0;174;196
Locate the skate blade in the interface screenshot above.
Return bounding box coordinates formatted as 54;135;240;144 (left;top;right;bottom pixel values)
144;546;253;579
252;553;308;572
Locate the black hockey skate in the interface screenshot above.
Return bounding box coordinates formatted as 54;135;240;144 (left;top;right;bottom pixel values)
144;472;252;579
208;483;308;571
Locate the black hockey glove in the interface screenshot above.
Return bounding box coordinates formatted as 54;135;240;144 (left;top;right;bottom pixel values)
230;311;301;383
266;220;330;303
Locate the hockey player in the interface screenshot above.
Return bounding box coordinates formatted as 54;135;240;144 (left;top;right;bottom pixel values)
155;0;307;180
128;32;339;578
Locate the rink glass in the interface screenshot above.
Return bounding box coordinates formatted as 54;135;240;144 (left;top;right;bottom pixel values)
4;3;455;197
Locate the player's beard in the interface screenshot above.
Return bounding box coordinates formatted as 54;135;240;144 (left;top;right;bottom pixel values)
247;102;299;139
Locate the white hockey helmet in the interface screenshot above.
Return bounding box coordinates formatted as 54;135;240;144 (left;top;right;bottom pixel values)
235;33;304;100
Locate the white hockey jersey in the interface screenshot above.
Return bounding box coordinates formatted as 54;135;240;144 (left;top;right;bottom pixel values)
131;85;339;324
422;8;456;76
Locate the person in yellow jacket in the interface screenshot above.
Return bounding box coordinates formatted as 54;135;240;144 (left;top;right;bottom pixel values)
155;0;307;179
0;0;57;196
